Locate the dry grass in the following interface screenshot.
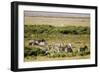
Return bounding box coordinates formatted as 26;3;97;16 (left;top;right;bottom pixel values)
25;16;90;27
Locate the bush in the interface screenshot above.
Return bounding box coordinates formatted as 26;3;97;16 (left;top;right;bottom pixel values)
24;46;46;57
78;50;90;56
24;25;90;38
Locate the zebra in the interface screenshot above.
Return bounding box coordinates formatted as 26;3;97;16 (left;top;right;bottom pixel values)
29;39;47;46
64;43;73;52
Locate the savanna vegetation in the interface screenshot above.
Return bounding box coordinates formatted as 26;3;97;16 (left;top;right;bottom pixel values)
24;24;90;62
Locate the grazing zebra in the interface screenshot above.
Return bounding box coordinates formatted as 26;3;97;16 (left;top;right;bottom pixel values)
53;43;73;53
53;44;60;52
29;39;35;46
38;39;47;46
51;43;61;52
64;43;73;52
29;39;47;46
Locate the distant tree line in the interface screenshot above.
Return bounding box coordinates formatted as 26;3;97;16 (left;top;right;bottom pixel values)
24;25;90;38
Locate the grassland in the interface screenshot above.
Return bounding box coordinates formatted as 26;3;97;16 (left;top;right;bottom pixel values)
25;16;90;27
24;15;90;62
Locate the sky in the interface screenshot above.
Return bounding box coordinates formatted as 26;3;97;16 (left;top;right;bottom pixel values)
24;11;90;18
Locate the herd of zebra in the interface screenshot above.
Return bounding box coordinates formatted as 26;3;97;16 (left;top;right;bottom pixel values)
29;39;88;54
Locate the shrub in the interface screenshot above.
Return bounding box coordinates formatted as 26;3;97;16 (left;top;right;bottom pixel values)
24;25;90;37
24;46;46;57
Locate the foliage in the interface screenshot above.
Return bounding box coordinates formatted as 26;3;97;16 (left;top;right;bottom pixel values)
24;46;46;57
24;24;90;61
24;25;90;38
